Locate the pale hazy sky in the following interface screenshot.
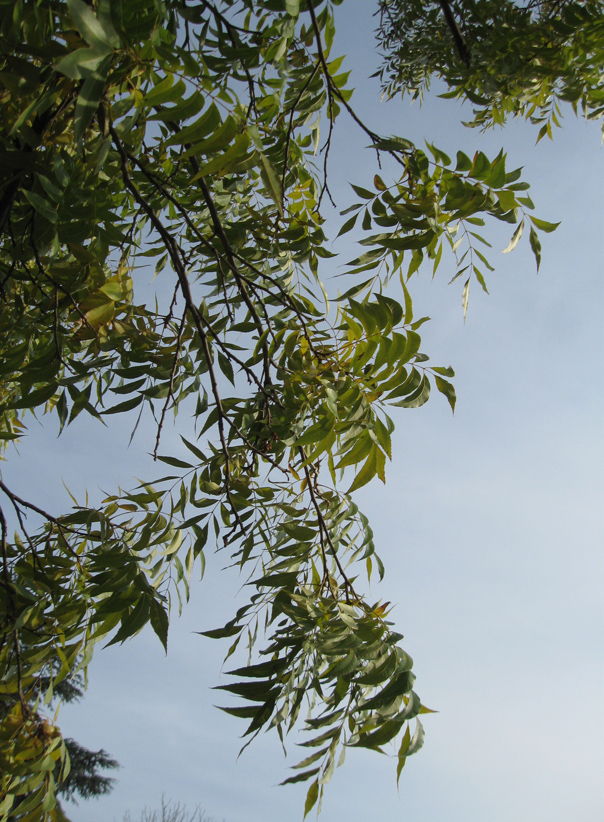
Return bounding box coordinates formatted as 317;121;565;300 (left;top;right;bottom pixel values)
8;2;603;821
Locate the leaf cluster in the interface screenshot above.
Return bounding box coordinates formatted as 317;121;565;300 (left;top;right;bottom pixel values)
0;0;570;817
377;0;604;136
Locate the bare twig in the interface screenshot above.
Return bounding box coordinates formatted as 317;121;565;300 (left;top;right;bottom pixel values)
0;480;88;553
0;480;62;524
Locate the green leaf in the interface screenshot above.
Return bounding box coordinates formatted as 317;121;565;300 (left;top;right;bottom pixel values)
304;781;319;819
253;571;298;588
462;277;470;321
352;717;404;749
156;455;193;469
217;705;258;721
372;135;415;153
285;0;300;16
469;151;490;181
149;599;169;652
529;216;560;233
74;75;105;141
396;724;411;787
295;418;333;447
85;298;114;326
54;46;111;80
485;151;506;188
181;436;205;461
405;717;425;756
145;77;184;107
347;444;380;494
455;150;472;172
529;226;542;271
337;278;375;301
227;659;285;679
193;133;251;178
56;391;68;435
102;394;144;415
217;351;235;385
193;524;209;560
291;747;330;770
281;767;321;785
199;625;241;640
390;375;430;408
99;282;123;301
67;0;121;49
361;670;415;712
9;382;58;410
22;190;57;223
402;279;413;324
374;416;392;460
497;189;517;212
350;183;375;199
164;103;221;146
502;219;524;254
182;115;238;155
105;596;150;647
401;329;421;363
434;376;456;413
337;431;372;470
215;679;279;702
259;152;284;217
337;213;358;238
432;366;455;377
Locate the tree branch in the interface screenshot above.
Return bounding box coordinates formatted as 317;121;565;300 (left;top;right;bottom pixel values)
438;0;471;67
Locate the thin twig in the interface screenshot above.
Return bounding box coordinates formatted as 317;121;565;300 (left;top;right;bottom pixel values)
124;150;280;402
305;1;409;171
110;127;249;534
281;61;321;203
0;480;62;524
196;175;273;387
0;480;87;550
438;0;471;67
198;0;258;118
299;450;356;603
154;304;188;459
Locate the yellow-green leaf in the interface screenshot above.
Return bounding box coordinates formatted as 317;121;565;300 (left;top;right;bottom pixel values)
304;780;319;819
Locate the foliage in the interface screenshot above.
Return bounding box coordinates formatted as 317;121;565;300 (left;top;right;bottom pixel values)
44;669;118;804
378;0;604;136
57;739;117;803
0;0;599;819
0;664;118;820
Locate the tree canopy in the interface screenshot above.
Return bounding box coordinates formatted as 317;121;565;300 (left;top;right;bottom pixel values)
0;0;601;819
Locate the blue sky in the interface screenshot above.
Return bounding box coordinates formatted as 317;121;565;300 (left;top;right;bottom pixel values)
6;2;603;820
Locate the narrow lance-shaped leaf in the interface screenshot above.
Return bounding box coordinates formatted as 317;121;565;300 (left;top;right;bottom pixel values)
502;218;525;254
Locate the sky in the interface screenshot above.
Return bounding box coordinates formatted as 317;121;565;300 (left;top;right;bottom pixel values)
5;1;603;821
